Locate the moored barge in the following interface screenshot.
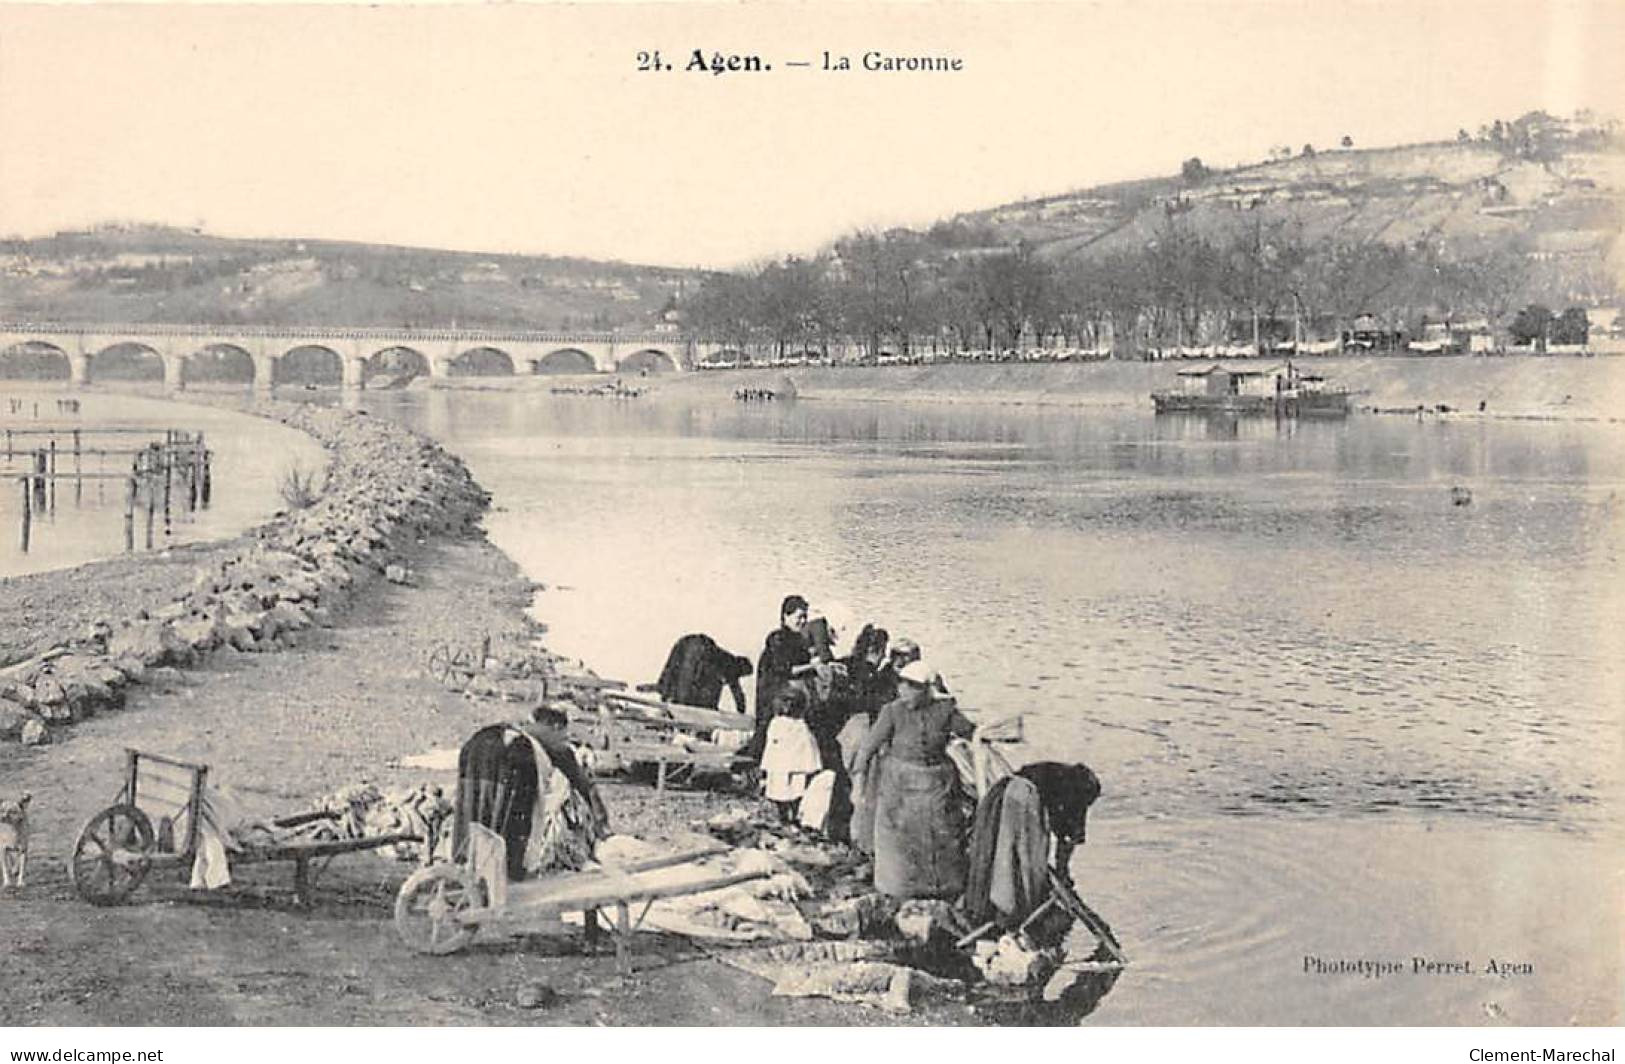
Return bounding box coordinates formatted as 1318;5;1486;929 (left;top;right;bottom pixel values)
1151;362;1352;416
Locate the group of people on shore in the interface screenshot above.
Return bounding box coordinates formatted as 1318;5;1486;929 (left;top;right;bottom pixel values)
655;594;1101;913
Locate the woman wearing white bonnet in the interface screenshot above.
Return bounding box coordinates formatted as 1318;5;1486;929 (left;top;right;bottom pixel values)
851;657;976;899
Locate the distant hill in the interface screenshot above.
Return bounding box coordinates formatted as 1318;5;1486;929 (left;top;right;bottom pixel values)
5;113;1620;336
945;118;1623;296
0;224;703;330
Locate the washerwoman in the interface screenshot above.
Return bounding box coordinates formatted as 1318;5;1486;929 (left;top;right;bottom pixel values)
851;660;975;899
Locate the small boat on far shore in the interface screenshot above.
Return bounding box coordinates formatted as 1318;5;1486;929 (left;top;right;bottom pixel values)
1151;361;1353;417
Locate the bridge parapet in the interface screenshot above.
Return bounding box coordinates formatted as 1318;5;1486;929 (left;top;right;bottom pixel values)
1;322;689;344
1;322;696;384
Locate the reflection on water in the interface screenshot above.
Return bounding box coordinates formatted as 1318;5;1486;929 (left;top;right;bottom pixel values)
366;389;1623;1024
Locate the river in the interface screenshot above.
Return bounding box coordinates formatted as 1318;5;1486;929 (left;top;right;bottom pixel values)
337;389;1625;1022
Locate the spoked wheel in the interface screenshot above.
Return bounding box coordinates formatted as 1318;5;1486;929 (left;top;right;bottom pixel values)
394;864;486;955
70;804;155;906
427;644;475;689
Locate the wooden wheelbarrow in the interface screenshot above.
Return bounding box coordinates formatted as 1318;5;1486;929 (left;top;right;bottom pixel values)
69;749;420;907
393;838;767;971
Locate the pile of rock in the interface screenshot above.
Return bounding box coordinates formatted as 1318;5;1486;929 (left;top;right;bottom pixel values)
0;403;490;747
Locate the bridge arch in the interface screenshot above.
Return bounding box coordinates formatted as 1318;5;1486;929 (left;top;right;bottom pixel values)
276;345;344;386
81;342;161;382
365;345;430;386
186;343;257;384
531;348;598;375
0;341;71;380
616;348;678;375
448;346;515;377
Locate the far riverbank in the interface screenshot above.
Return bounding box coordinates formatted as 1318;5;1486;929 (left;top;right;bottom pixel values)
652;355;1625;421
421;355;1625;423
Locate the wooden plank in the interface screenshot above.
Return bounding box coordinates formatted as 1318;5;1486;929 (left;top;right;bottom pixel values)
610;742;733;768
132;750;210;777
233;832;420;864
458;868;768;927
600;692;748;734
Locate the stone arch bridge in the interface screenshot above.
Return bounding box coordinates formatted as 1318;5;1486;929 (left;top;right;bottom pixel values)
0;323;708;389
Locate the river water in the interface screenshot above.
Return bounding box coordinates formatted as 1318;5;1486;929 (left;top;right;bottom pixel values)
0;387;327;578
376;390;1625;1023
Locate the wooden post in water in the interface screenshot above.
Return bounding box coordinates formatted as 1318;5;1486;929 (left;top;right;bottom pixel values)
136;450;154;550
19;475;30;552
48;439;56;512
201;441;212;507
162;445;172;538
4;428;11;460
73;429;82;506
32;450;46;510
123;474;136;552
191;435;205;510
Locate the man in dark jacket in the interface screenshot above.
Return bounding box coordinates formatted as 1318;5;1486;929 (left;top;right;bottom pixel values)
655;633;754;714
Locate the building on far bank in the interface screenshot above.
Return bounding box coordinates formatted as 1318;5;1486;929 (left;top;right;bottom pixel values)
1408;317;1496;354
1345;314;1405;353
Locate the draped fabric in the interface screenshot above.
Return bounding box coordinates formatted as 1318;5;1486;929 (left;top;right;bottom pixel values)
964;776;1050;926
799;770;838;832
849;756;882;856
454;724;607;883
455;725;539;882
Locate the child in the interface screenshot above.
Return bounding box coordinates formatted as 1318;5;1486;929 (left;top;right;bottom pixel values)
760;682;822;824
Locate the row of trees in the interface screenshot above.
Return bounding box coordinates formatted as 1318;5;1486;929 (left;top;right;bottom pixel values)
685;222;1585;359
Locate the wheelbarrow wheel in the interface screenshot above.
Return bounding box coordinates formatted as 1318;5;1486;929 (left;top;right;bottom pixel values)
395;864;485;955
427;644;475;689
70;804;155;906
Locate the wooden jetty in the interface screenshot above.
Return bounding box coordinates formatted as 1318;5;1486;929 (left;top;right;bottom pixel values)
4;423;213;554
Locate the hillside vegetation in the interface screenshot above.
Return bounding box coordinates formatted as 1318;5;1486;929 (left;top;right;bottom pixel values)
0;225;694;330
686;112;1624;360
971;139;1622;268
2;113;1619;348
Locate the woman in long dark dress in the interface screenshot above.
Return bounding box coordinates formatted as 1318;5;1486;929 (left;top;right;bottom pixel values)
851;661;976;899
742;595;811;764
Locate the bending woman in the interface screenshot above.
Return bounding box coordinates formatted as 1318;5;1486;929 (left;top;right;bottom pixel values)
851;660;975;899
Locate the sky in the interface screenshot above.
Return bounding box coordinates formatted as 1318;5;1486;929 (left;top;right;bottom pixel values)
1;1;1622;269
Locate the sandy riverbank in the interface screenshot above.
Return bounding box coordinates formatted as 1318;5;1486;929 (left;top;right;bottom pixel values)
0;397;956;1026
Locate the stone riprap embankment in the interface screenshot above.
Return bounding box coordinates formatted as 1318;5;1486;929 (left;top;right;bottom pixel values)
0;403;490;746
